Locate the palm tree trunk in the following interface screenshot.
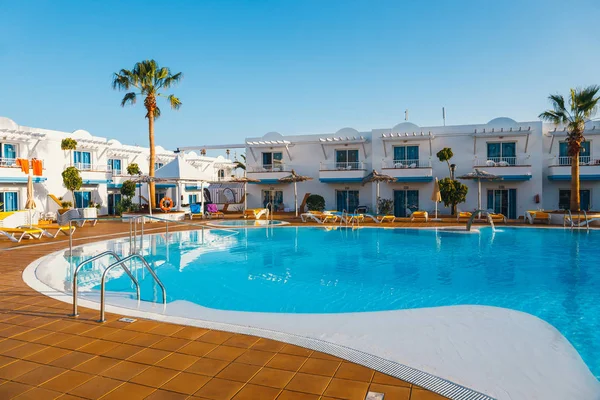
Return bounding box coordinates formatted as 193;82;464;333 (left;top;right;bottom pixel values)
571;151;580;211
148;110;156;209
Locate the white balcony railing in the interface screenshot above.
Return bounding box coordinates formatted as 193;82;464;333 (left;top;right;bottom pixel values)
554;156;599;166
248;164;293;173
382;159;431;169
0;158;44;169
320;162;366;171
69;163;110;172
474;157;530;167
107;165;122;175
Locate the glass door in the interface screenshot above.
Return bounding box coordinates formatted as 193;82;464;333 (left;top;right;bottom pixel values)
393;190;419;217
335;190;359;212
487;189;517;218
262;190;283;211
0;192;18;211
108;193;122;215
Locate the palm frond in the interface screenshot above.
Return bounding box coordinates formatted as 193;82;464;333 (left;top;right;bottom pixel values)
160;72;183;90
120;92;137;107
539;110;569;124
167;94;182;110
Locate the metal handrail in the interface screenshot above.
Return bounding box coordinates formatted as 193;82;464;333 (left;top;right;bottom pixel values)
466;209;495;232
71;250;140;317
583;210;590;232
563;209;573;229
99;253;167;322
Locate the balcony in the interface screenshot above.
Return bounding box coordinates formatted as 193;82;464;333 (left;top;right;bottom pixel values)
246;164;293;183
67;163;112;185
548;157;600;181
0;158;47;183
319;162;369;183
473;157;532;181
381;159;433;182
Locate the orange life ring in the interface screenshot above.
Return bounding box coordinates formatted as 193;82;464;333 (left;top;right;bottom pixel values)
159;197;173;212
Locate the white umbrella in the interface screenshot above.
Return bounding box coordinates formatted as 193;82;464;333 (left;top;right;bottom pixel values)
431;177;441;220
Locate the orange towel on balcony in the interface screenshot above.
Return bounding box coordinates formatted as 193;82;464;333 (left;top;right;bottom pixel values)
15;158;29;174
32;159;43;176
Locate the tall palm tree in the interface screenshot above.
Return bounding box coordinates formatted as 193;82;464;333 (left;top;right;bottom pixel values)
539;86;600;211
112;60;183;208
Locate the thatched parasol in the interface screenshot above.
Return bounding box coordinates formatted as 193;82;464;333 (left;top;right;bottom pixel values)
229;176;260;212
278;170;313;217
457;169;503;216
362;170;396;214
131;175;171;216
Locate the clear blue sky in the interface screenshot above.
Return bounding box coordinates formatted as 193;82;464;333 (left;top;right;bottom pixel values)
1;0;599;151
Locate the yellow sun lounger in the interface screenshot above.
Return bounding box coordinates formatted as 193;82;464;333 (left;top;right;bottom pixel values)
410;211;429;222
244;208;269;220
301;212;338;224
25;225;76;238
525;211;551;224
488;213;506;223
364;214;396;223
457;211;472;222
0;227;45;243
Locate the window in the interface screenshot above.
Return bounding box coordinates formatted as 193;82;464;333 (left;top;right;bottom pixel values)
155;192;166;206
74;191;92;208
74;151;92;170
336;190;360;212
107;159;122;175
262;152;283;171
217;169;225;180
335;149;360;170
559;189;591;211
262;190;283;211
487;189;517;219
559;141;591;165
0;192;18;211
188;194;198;204
155;162;164;170
0;144;17;166
393;146;419;167
486;142;516;165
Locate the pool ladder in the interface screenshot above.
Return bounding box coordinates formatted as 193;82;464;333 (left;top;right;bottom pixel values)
339;209;361;229
71;250;166;322
563;209;591;232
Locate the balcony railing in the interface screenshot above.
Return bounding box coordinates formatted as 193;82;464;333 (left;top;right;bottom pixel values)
248;164;293;173
320;162;366;171
554;156;600;166
0;158;44;169
474;157;530;167
69;163;110;172
382;159;431;169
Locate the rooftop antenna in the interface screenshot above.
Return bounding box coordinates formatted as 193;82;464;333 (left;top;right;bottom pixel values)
442;107;446;126
405;109;409;121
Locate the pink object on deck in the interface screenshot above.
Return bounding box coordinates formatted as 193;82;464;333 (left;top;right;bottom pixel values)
207;204;218;213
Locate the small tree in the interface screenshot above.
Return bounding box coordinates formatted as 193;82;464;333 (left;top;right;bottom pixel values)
436;147;454;177
438;177;468;216
61;138;78;167
126;163;141;176
306;194;325;211
120;180;137;199
62;167;82;207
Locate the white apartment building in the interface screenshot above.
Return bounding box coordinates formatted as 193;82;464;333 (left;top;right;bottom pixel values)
244;117;600;218
0;117;235;216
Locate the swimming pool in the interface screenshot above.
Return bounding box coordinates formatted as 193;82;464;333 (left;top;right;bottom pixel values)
207;219;288;227
36;226;600;378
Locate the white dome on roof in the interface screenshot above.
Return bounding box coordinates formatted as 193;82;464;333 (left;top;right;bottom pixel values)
155;145;166;153
392;122;420;132
186;151;199;158
263;131;284;140
0;117;18;130
107;139;122;146
335;127;360;136
72;129;92;138
487;117;518;128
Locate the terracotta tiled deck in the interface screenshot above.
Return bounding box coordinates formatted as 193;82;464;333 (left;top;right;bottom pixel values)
0;219;454;399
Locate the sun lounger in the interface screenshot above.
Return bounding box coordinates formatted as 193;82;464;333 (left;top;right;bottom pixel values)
488;213;506;223
244;208;269;220
205;204;224;219
457;211;472;222
0;227;45;243
525;210;551;224
301;211;338;224
19;224;76;238
364;214;396;223
410;211;428;222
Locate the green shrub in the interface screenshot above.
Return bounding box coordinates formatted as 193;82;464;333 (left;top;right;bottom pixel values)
126;163;141;175
438;178;468;215
120;180;137;198
60;138;77;151
306;194;325;211
378;198;394;215
61;166;82;205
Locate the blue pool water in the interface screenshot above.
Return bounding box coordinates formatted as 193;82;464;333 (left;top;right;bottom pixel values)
65;227;599;377
207;220;287;227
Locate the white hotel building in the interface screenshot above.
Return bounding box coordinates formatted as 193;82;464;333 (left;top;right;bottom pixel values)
0;117;235;216
244;117;600;218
